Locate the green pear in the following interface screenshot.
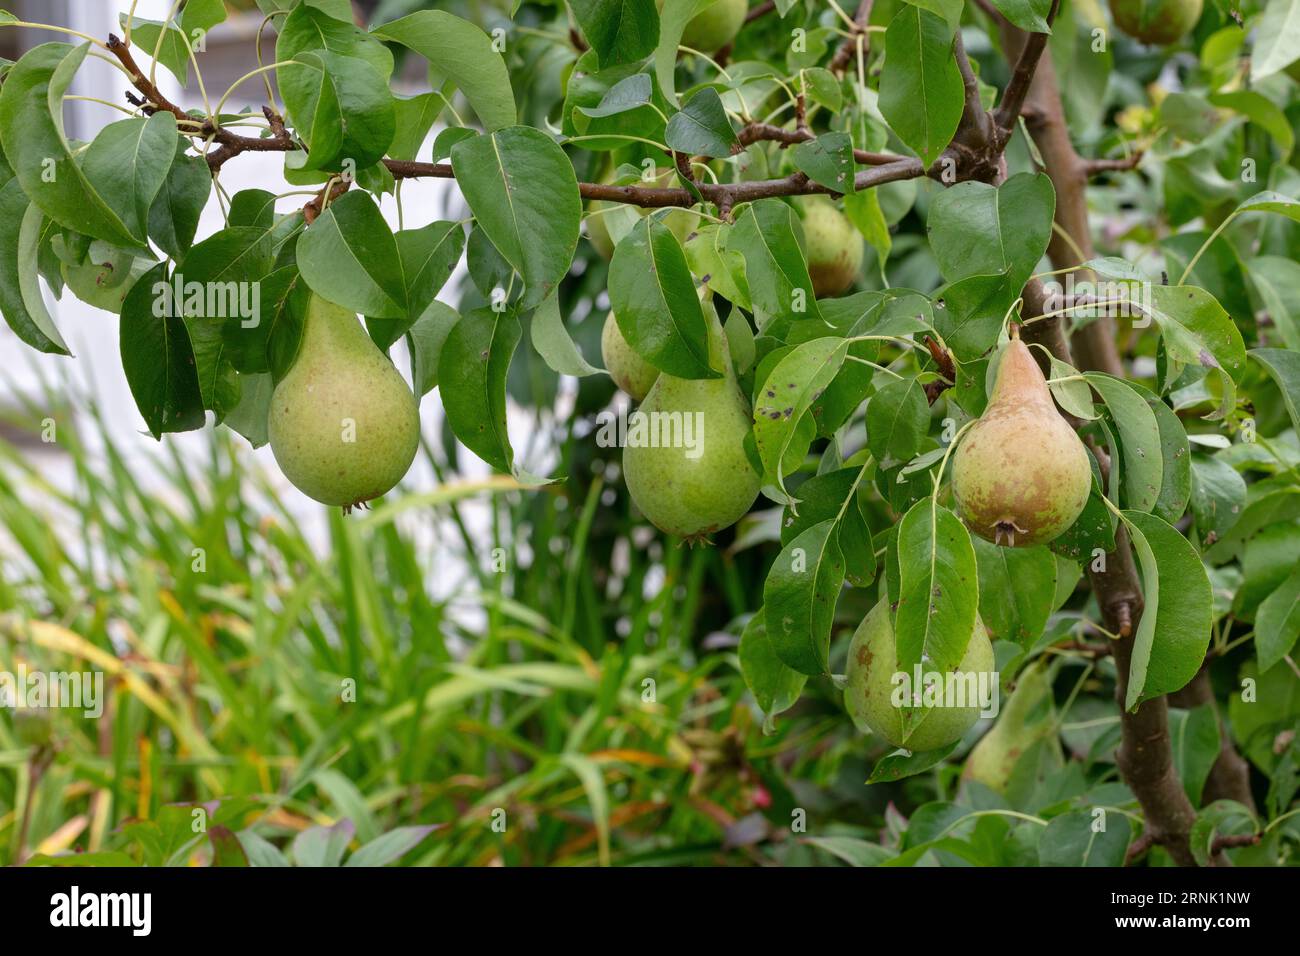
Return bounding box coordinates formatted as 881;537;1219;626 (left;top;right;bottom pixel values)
586;168;698;260
844;599;996;752
269;294;420;509
622;304;759;539
799;195;863;298
951;331;1091;547
602;312;660;400
962;658;1057;793
676;0;748;52
1108;0;1202;45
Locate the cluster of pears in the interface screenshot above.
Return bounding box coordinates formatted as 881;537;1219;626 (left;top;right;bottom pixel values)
1107;0;1202;44
798;195;863;298
268;294;420;510
605;300;760;540
844;599;996;751
951;330;1091;547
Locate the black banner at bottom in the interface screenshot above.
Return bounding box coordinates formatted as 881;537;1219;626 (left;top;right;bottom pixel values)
0;864;1279;941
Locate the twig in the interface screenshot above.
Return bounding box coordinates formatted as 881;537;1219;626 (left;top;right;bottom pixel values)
1082;152;1144;176
992;0;1060;137
828;0;873;74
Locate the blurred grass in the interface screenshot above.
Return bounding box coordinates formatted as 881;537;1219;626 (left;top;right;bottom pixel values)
0;374;866;867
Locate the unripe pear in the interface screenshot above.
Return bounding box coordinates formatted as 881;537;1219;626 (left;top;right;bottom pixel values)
1108;0;1202;45
269;294;420;509
586;168;698;260
951;332;1091;547
844;599;996;752
962;658;1056;792
602;312;660;400
799;196;863;298
656;0;747;53
622;306;759;539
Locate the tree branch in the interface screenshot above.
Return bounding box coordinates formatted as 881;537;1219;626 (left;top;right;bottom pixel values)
992;0;1060;138
828;0;874;74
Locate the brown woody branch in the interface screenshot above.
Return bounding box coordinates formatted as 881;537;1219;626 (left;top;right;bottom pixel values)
108;35;293;169
992;0;1060;139
828;0;874;74
1082;152;1145;176
736;122;904;166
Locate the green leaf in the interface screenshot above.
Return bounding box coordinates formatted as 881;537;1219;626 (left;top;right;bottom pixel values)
865;375;927;467
297;191;405;319
665;87;739;158
1250;0;1300;81
868;742;960;783
973;538;1057;647
752;337;850;497
1256;567;1300;673
570;0;660;68
377;219;465;344
654;0;698;107
878;7;962;168
438;307;519;474
344;826;437;867
0;43;140;248
1249;347;1300;435
81;112;178;242
119;261;205;438
279;50;395;172
292;820;354;868
147;147;211;262
277;1;393;77
781;467;877;587
802;836;893;865
531;290;600;377
117;16;192;87
1246;256;1300;350
894;498;979;673
1038;810;1131;866
225;265;307;375
790;132;856;194
176;226;273;418
223;372;274;448
927;173;1055;290
1169;705;1222;806
388;92;443;161
578;73;654;118
608;216;717;378
451;127;581;310
1084;373;1164;513
1129;381;1192;524
407;301;460;396
1209;91;1294;159
372;11;516;131
729;199;821;325
1189;454;1246;547
763;519;845;675
0;181;68;353
738;610;807;723
989;0;1053;31
1122;510;1213;710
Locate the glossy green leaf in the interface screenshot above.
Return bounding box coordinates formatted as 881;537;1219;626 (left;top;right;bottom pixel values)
296;191;405;318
